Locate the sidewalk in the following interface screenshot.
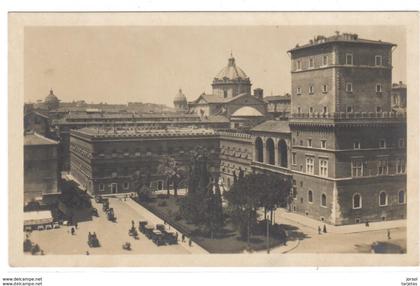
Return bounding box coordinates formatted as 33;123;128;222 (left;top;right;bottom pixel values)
275;208;406;234
124;198;208;254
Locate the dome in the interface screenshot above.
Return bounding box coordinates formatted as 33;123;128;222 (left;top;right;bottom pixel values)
45;89;59;103
215;56;248;80
173;89;187;103
231;106;263;117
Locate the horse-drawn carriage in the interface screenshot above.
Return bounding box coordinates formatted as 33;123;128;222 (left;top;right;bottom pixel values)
138;221;148;233
151;229;165;246
87;232;100;248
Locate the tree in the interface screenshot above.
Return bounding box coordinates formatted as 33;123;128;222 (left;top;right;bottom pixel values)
224;173;291;245
179;146;224;236
157;155;186;196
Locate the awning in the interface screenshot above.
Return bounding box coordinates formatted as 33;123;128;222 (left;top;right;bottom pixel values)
23;210;53;226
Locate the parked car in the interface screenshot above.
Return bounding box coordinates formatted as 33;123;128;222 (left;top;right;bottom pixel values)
151;230;165;246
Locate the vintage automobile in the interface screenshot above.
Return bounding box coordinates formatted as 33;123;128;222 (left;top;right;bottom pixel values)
138;221;148;233
107;208;116;222
88;232;100;248
94;196;102;204
151;230;165;246
162;231;178;245
144;225;155;239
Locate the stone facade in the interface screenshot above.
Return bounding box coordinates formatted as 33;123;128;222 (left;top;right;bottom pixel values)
24;132;60;205
70;128;221;195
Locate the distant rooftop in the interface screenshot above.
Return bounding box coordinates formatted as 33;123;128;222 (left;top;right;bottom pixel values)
288;32;395;53
72;126;217;139
24;132;58;146
251;120;291;134
264;94;291;102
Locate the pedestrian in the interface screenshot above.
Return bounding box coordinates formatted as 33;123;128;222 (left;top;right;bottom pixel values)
75;222;78;229
188;237;192;247
71;227;75;235
318;226;321;235
164;219;167;225
365;220;370;227
131;220;135;228
181;233;185;242
387;229;391;240
175;232;179;241
323;224;327;233
86;251;90;256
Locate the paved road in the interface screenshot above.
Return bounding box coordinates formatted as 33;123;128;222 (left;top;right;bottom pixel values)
27;198;191;255
269;210;406;253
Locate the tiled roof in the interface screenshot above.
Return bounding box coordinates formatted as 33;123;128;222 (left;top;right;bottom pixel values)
24;132;58;146
251;120;291;134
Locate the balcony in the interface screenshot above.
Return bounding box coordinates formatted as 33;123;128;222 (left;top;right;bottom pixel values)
289;111;406;126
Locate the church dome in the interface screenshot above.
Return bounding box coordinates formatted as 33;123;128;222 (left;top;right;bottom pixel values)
45;89;59;103
215;56;248;80
44;89;60;110
174;89;187;103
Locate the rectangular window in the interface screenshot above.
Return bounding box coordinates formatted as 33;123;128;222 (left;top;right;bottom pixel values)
378;159;388;175
347;106;353;113
309;107;314;113
297;107;301;113
111;183;118;194
322;55;328;66
296;87;302;95
351;159;363;177
296;60;301;70
376;106;382;113
322;84;328;93
379;139;386;149
319;159;328;177
323;106;328;114
376;84;382;93
307;139;312;147
99;183;105;192
396;158;406;174
309;85;314;94
375;55;383;66
292;152;297;165
112;172;117;178
135;151;141;157
309;57;314;68
321;140;327;149
346;82;353;93
123;182;129;190
353;141;361;149
346;53;353;65
306;156;314;175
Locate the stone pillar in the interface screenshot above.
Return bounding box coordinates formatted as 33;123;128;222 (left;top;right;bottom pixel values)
262;137;267;163
274;138;279;166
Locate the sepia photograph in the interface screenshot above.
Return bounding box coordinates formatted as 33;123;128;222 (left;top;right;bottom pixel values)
8;12;419;267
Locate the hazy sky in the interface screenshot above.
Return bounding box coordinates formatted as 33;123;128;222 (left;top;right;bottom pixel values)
24;26;406;106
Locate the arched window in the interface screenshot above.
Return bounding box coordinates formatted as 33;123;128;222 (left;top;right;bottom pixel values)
321;193;327;207
398;190;405;204
266;138;275;165
255;137;264;162
308;190;313;203
379;191;388;206
353;193;362;209
278;139;288;167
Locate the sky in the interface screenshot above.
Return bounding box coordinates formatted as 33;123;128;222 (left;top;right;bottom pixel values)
24;25;406;106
